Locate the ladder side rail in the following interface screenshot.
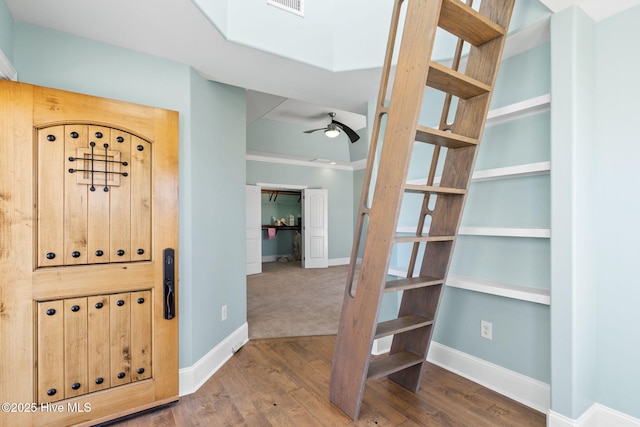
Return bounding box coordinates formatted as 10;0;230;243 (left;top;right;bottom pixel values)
345;0;404;295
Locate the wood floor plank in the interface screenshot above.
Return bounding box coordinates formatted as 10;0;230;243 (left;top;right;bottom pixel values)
108;336;545;426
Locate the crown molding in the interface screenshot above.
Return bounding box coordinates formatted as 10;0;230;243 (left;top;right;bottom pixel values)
246;152;366;171
539;0;640;22
0;49;17;81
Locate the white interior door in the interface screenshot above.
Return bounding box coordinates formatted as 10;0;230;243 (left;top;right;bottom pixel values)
246;185;262;275
302;188;328;268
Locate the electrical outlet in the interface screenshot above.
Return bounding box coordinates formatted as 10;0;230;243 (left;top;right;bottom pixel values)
221;304;227;321
481;320;492;340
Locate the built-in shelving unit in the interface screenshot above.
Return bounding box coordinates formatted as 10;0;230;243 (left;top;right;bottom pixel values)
397;93;551;306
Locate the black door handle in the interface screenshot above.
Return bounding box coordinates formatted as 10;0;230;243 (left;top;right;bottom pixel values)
163;248;176;320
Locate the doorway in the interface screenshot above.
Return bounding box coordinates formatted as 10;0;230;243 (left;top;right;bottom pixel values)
261;188;303;264
245;184;328;275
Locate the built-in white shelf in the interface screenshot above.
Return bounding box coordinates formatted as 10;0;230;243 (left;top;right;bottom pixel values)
387;268;550;305
415;93;550;137
408;161;550;187
446;274;550;305
485;94;551;127
458;226;550;238
471;161;550;182
396;225;549;239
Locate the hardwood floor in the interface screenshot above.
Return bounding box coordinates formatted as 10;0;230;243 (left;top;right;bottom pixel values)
110;335;545;426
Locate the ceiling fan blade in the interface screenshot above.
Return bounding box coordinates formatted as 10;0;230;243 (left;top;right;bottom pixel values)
303;128;326;134
332;120;360;143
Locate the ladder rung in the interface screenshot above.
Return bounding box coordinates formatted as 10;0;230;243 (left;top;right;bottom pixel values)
394;235;455;244
439;0;506;47
374;314;434;339
427;61;491;99
415;126;479;149
404;184;466;195
384;277;444;293
367;351;424;380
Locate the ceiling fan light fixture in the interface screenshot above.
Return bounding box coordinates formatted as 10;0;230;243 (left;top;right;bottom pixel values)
324;124;340;138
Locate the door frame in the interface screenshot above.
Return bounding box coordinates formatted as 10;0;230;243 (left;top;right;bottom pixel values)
246;185;262;275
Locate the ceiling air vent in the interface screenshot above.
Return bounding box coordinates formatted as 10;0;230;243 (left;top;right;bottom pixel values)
267;0;304;17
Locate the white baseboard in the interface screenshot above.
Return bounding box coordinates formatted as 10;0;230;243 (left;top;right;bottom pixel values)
372;336;393;355
261;256;350;266
179;322;249;396
372;338;550;413
548;404;640;427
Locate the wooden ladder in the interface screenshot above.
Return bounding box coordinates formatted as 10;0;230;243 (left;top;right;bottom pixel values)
329;0;515;420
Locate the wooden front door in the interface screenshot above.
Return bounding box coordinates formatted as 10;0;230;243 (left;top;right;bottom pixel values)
0;81;179;426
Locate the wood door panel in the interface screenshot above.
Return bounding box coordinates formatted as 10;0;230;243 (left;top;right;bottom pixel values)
131;290;152;382
87;181;111;264
0;80;179;426
37;300;65;404
64;124;89;265
87;126;113;264
87;294;111;392
130;136;152;262
110;130;132;262
64;297;89;399
37;126;65;267
110;293;132;387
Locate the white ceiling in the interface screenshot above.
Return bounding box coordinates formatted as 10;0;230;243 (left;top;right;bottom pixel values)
6;0;640;129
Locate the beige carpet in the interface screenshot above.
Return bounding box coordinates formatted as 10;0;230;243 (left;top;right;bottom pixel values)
247;261;358;339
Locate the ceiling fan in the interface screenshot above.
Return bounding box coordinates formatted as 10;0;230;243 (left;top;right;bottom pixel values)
303;112;360;143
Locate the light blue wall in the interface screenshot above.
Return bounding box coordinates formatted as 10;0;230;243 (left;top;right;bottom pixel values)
490;42;551;109
550;7;598;418
13;23;191;112
549;4;640;420
12;22;247;369
248;118;353;162
436;288;550;382
476;111;550;170
188;70;247;365
594;5;640;419
0;0;12;61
